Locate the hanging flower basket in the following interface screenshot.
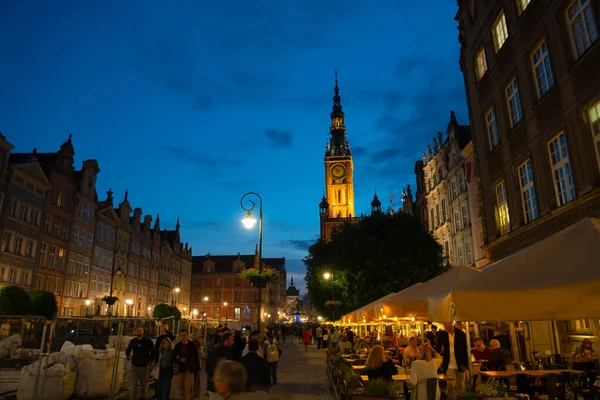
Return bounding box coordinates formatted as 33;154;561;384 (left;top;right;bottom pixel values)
239;267;279;287
102;296;119;306
325;300;342;309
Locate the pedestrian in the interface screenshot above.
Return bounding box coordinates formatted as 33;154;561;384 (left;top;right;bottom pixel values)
125;326;156;400
303;329;311;352
155;323;175;363
206;332;235;392
435;323;469;400
263;335;280;386
155;337;174;400
240;339;271;392
315;325;323;350
213;360;270;400
173;330;201;400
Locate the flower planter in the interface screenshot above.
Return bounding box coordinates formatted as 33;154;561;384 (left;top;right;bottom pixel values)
248;276;267;288
351;394;404;400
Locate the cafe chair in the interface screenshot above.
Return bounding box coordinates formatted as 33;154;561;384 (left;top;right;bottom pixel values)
414;377;439;400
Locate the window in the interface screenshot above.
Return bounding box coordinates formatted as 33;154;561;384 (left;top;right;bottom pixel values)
72;226;79;244
548;133;576;206
518;160;539;223
441;199;447;221
57;248;65;272
492;11;509;52
19;204;29;223
517;0;531;15
25;240;35;259
496;181;511;236
1;232;12;252
235;292;241;302
454;209;461;233
588;100;600;170
39;243;47;266
435;204;440;227
429;209;435;231
465;242;473;265
462;205;469;227
43;214;51;233
532;41;554;97
506;79;523;127
475;47;487;80
486;108;500;149
30;209;40;227
567;0;598;58
8;199;18;218
457;246;465;266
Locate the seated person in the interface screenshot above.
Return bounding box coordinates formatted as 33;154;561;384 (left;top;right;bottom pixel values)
403;337;420;360
355;336;373;352
336;335;353;354
483;339;512;371
364;345;398;381
472;337;493;362
409;345;440;400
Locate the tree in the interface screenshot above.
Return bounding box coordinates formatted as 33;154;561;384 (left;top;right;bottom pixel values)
0;285;31;316
304;212;448;318
29;291;58;320
152;303;182;321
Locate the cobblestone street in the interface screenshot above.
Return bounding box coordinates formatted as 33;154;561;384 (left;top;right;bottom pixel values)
271;341;334;400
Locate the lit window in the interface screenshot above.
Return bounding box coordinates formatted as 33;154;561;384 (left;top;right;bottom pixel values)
506;79;523;127
518;160;539;223
548;133;576;206
492;11;509;52
532;41;554;97
588;100;600;171
495;181;511;236
566;0;598;58
516;0;531;15
475;47;487;80
486;108;500;149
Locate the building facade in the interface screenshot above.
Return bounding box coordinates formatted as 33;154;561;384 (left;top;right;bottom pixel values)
460;141;486;267
190;253;286;326
319;72;358;240
456;0;600;262
456;0;600;348
1;150;50;290
62;160;100;316
285;275;300;316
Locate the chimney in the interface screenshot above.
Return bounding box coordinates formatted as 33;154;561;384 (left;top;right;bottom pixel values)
133;208;142;232
143;215;152;235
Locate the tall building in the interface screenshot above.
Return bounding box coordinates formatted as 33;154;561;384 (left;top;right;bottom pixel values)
319;72;357;240
455;0;600;349
62;159;100;316
455;0;600;262
89;189;119;315
1;148;50;290
159;219;192;314
285;275;300;316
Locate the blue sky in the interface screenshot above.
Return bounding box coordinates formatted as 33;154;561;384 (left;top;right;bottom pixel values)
0;1;467;294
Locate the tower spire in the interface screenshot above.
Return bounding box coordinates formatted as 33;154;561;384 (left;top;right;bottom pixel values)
328;69;349;156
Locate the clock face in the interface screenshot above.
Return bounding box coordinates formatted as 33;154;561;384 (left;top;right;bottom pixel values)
330;163;347;180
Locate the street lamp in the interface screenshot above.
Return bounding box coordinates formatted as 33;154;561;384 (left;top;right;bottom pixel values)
172;287;180;306
223;302;228;322
193;309;198;319
85;299;91;316
323;271;336;321
147;306;151;317
125;299;133;317
240;192;263;331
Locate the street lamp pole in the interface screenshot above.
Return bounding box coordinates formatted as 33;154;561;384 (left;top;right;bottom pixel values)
241;192;263;331
324;272;335;321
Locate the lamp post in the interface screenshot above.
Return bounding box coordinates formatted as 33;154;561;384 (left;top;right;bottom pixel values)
107;265;123;317
147;306;151;318
240;192;263;331
223;302;228;323
125;299;133;317
323;272;335;321
85;299;91;317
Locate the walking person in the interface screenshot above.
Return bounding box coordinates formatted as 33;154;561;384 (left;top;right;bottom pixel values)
155;338;174;400
263;335;280;386
240;339;271;392
315;325;323;350
435;323;469;400
126;326;156;400
303;328;311;352
173;330;201;400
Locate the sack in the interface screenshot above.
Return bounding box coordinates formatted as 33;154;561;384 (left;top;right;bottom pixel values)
266;342;279;363
323;335;329;341
151;364;160;380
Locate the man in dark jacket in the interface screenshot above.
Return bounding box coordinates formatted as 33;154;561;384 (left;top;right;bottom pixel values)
240;339;270;391
435;323;469;400
155;323;175;363
206;332;234;391
232;329;246;361
126;326;156;400
484;339;512;371
173;329;201;400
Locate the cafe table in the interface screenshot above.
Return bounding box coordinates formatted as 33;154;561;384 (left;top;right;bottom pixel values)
360;374;453;382
481;369;584;379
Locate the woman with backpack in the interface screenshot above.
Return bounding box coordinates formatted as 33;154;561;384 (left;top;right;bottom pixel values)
263;334;281;386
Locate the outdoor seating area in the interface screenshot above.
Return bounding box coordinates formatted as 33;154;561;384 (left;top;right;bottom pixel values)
325;218;600;400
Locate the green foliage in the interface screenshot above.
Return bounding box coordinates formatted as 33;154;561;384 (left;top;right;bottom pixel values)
304;212;447;317
0;285;31;316
361;378;402;397
152;303;182;321
29;291;58;320
239;267;279;281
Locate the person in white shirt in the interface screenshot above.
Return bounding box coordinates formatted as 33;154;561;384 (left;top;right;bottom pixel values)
241;330;263;358
410;345;440;400
403;337;420;360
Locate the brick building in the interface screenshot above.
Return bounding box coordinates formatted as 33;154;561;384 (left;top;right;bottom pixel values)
190;253;286;326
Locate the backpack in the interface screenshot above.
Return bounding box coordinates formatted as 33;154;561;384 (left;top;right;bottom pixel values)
266;341;279;363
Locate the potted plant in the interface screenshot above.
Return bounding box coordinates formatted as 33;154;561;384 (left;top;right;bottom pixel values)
102;295;119;316
458;392;480;400
352;378;403;400
477;378;516;400
239;267;279;287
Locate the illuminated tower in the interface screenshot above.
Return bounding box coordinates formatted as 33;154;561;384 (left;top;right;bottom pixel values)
319;71;356;240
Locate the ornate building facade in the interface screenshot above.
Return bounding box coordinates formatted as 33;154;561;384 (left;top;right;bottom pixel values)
319;72;358;240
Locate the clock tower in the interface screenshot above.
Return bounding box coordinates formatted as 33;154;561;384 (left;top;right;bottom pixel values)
319;71;356;240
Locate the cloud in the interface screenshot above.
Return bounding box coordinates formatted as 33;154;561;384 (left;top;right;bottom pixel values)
280;239;317;251
163;145;240;168
264;129;293;148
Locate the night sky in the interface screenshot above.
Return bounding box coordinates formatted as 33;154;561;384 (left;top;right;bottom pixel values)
1;1;467;293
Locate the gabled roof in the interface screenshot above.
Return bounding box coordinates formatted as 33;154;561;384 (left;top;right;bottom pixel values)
9;158;51;189
192;254;256;274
